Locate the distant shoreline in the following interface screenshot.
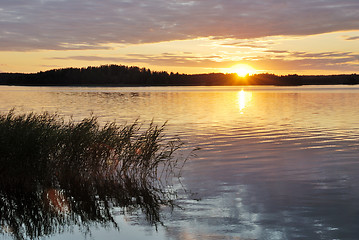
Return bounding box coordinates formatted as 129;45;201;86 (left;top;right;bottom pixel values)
1;64;358;86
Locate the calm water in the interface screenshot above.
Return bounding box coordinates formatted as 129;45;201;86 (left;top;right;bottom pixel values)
1;85;359;240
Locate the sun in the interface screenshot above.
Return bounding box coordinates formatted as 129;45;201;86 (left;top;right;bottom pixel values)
230;64;256;77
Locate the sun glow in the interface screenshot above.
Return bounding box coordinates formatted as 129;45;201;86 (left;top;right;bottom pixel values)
230;64;256;77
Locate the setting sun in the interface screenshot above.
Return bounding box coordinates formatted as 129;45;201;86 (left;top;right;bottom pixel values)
230;64;256;77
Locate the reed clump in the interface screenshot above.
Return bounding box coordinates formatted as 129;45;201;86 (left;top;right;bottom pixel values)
0;110;187;240
0;110;183;183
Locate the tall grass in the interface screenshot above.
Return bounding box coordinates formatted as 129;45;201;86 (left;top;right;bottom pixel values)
0;110;188;239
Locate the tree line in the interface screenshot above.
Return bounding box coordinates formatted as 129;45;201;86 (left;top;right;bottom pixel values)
0;64;358;86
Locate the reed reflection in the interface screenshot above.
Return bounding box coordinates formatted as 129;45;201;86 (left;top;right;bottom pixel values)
0;111;187;240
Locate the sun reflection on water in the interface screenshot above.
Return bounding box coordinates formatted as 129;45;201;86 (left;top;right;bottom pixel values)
237;89;252;113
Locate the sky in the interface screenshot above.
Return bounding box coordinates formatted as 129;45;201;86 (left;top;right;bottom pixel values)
1;0;359;75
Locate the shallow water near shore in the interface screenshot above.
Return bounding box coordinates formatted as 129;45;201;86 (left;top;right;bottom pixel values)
1;85;359;240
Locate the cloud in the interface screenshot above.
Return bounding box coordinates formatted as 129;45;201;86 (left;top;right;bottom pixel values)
264;50;289;54
247;58;359;72
1;0;359;51
246;50;359;71
50;53;229;68
51;49;359;73
41;64;61;68
345;36;359;40
221;43;270;49
291;51;353;58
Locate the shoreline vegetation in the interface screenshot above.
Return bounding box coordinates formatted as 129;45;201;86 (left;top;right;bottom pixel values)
1;64;359;86
0;110;189;239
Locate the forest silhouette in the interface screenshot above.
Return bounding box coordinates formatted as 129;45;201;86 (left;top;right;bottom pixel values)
1;64;358;86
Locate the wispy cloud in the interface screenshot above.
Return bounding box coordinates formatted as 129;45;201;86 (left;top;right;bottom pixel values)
1;0;359;51
264;50;289;54
345;36;359;40
51;49;359;72
291;51;354;58
50;53;228;67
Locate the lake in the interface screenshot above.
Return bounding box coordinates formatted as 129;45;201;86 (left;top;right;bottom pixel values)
1;85;359;240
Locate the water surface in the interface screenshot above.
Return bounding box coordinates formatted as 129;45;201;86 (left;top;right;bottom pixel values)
1;85;359;240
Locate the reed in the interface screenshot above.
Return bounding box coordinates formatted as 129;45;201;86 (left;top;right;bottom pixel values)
0;110;184;181
0;110;188;239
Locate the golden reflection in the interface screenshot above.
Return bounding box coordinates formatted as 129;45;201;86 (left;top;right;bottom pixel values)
237;89;252;113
